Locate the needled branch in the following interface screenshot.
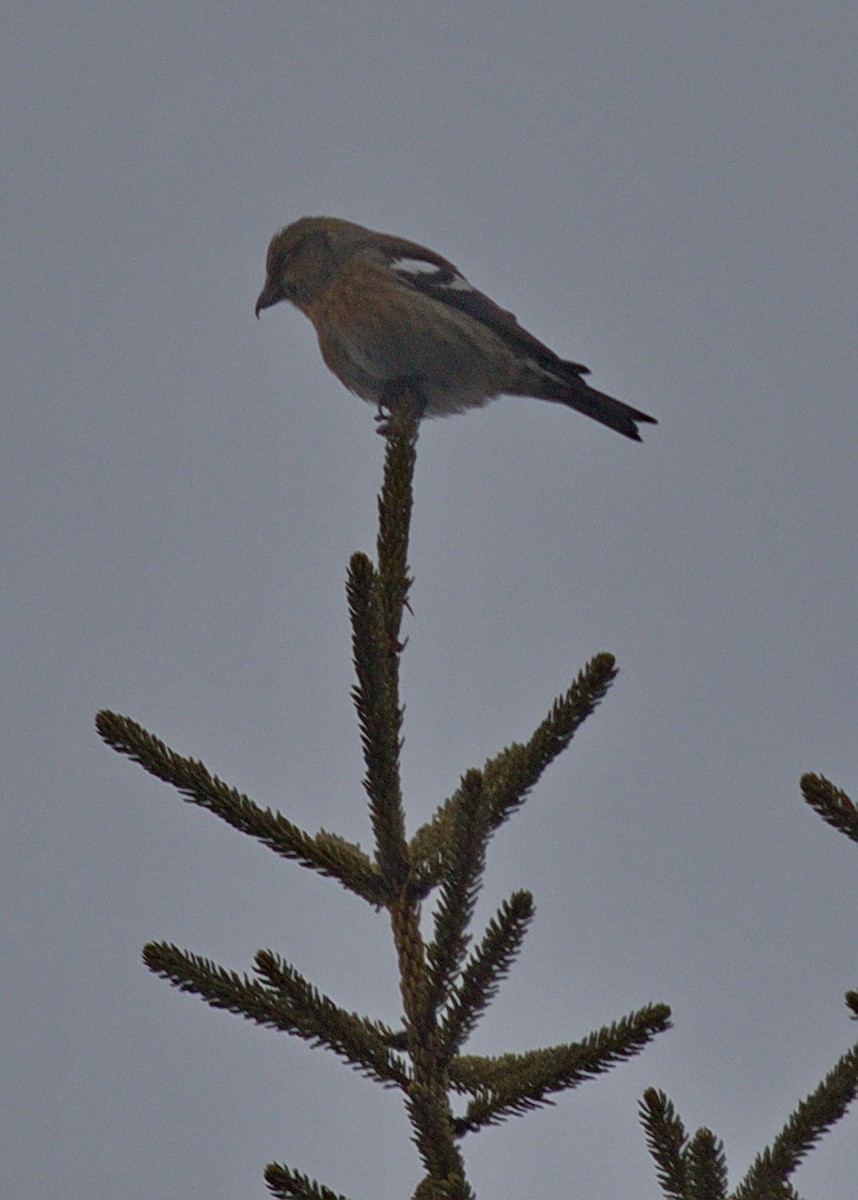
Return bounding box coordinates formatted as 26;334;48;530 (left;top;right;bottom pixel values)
98;375;675;1199
801;773;858;845
409;652;618;889
732;1042;858;1199
642;1038;858;1200
96;711;387;904
346;551;408;887
264;1163;351;1200
639;1088;690;1200
376;390;418;650
371;393;469;1185
451;1003;672;1133
685;1128;727;1200
439;889;534;1059
344;384;420;892
425;769;492;1022
412;1174;476;1200
143;942;409;1088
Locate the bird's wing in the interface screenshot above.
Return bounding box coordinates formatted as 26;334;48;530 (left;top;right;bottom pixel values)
385;247;591;379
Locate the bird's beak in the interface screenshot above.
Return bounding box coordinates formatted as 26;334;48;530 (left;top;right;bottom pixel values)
255;280;281;317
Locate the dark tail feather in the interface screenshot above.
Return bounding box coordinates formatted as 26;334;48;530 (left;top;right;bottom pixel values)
562;381;657;441
539;370;657;441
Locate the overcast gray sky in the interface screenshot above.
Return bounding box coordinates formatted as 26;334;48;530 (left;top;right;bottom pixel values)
4;4;858;1198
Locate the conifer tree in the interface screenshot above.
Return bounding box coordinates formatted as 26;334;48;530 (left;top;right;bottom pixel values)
96;395;670;1199
638;771;858;1199
97;395;858;1197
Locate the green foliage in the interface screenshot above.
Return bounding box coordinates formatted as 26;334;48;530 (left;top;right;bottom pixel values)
451;1004;671;1134
95;709;387;905
439;889;533;1060
638;769;858;1200
800;773;858;846
264;1163;351;1200
97;391;858;1197
641;1033;858;1200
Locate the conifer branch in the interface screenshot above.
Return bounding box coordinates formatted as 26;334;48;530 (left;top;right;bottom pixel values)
451;1003;671;1132
312;830;388;905
264;1163;351;1200
389;894;441;1079
412;1173;476;1200
346;552;409;889
800;773;858;845
685;1128;727;1200
440;890;534;1058
343;391;418;892
96;711;387;904
254;949;411;1087
100;385;676;1197
639;1088;690;1200
425;769;491;1021
483;651;618;826
732;1042;858;1199
142;942;409;1088
375;390;418;651
409;653;618;888
388;887;467;1187
405;1080;468;1183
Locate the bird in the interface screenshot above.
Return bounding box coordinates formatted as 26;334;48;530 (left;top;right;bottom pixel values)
255;216;656;441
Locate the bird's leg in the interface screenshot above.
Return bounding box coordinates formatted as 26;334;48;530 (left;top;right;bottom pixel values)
374;401;390;435
375;377;425;436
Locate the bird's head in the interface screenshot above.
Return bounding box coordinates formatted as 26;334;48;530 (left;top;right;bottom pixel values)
255;216;371;316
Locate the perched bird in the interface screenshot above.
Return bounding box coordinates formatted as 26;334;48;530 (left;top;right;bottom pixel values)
256;216;656;441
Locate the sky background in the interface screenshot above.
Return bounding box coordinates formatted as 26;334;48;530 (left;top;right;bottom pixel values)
4;4;858;1198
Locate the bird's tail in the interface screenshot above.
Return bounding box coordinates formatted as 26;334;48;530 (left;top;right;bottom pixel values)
537;366;657;441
